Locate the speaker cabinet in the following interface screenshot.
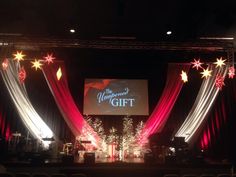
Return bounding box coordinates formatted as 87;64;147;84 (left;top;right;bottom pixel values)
62;155;74;164
144;152;154;164
84;152;95;164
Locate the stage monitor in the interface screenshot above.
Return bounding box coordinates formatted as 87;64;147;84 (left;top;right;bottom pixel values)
83;79;149;115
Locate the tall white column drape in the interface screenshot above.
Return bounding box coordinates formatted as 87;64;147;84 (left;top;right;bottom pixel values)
0;59;54;148
175;64;228;145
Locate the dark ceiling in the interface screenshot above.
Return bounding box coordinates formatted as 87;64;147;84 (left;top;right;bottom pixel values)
0;0;236;40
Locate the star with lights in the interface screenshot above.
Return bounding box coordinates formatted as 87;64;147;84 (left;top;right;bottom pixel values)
56;67;62;80
44;53;55;64
31;59;43;70
13;51;25;62
214;57;226;68
215;75;225;90
180;70;188;83
191;58;203;70
18;66;27;84
201;67;212;79
2;58;9;70
228;66;235;79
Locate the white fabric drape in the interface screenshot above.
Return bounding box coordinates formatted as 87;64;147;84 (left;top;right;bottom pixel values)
0;59;54;148
175;64;228;145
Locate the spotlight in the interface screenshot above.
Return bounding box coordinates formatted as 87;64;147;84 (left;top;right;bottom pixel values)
70;29;75;33
166;31;172;35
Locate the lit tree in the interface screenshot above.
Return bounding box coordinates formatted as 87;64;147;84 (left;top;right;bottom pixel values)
134;120;144;141
107;127;119;144
92;117;107;153
133;120;145;157
122;116;135;157
84;116;107;154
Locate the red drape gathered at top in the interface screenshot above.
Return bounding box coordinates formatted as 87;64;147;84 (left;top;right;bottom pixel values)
43;61;100;147
138;63;190;145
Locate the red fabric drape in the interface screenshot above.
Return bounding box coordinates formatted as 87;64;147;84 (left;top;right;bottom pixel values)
138;63;190;144
0;107;11;141
43;61;100;147
200;79;236;150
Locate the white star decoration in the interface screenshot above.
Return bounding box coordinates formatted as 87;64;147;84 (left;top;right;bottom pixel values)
13;51;25;62
214;57;226;68
201;68;212;79
31;59;43;71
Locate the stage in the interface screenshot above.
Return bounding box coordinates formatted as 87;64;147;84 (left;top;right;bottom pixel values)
3;159;233;177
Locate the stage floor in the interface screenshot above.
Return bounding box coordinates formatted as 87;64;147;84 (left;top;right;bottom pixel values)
4;160;233;177
2;151;233;177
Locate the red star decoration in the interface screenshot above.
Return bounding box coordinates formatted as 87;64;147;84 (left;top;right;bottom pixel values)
43;53;55;64
215;75;225;90
228;66;235;79
18;66;27;84
191;59;203;70
2;58;9;70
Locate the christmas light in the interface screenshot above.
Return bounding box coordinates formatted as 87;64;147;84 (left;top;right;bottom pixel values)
191;59;203;70
201;67;212;79
180;70;188;83
56;67;62;80
228;66;235;79
44;53;55;65
215;75;225;90
2;58;9;70
18;66;26;84
214;57;226;68
13;51;25;62
31;59;43;70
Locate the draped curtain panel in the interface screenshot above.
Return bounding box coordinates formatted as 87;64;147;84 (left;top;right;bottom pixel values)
200;99;227;150
200;78;236;151
0;59;54;148
0;107;11;141
138;63;190;145
175;65;228;145
42;61;100;147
